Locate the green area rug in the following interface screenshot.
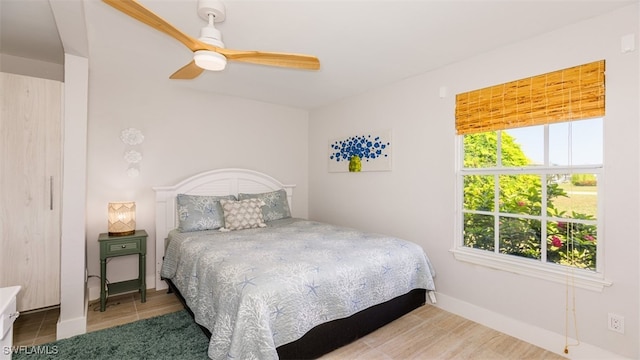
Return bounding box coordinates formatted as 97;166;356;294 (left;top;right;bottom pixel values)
13;310;209;359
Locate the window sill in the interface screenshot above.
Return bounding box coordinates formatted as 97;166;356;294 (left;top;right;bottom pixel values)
451;247;612;292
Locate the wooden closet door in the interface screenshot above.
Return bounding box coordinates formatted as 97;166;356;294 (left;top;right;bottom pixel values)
0;72;62;311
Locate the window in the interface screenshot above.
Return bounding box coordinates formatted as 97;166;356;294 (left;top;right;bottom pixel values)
453;61;611;291
461;120;601;268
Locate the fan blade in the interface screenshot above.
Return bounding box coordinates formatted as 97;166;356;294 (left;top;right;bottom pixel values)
103;0;206;52
170;60;205;79
218;48;320;70
103;0;321;72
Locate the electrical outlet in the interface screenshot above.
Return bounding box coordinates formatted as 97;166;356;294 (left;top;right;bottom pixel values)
608;313;624;334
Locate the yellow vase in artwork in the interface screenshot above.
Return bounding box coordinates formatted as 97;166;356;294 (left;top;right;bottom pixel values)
349;155;362;172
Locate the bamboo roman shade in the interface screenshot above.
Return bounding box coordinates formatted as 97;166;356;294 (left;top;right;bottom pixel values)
455;60;605;135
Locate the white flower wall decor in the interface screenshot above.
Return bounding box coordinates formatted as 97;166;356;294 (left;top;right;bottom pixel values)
124;150;143;164
126;167;140;178
120;128;145;177
120;128;145;145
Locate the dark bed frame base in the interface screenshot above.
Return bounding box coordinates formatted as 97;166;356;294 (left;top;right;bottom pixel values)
164;278;426;359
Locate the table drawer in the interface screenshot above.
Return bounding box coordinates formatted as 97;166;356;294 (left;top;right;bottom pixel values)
110;241;138;252
105;240;140;256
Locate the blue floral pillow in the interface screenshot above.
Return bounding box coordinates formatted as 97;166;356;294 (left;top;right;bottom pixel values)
176;194;236;232
238;189;291;221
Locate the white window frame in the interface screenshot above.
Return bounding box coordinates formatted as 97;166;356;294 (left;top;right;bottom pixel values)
452;125;612;292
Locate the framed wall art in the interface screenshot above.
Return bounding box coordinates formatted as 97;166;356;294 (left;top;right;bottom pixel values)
328;129;392;172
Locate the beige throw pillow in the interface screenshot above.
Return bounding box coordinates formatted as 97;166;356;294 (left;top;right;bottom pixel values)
219;198;267;231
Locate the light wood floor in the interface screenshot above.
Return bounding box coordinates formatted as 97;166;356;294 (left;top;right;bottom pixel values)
13;289;184;347
14;290;564;359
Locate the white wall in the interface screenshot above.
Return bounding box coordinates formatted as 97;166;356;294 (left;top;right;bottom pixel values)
309;5;638;359
84;59;310;295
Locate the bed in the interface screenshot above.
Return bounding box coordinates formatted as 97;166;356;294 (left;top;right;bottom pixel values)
153;168;436;359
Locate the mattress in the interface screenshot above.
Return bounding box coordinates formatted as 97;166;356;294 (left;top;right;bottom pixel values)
160;218;436;360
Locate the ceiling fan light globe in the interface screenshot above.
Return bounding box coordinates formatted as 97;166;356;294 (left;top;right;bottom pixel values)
194;50;227;71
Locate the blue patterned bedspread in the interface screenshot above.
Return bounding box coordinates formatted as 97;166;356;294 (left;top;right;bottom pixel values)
160;218;436;360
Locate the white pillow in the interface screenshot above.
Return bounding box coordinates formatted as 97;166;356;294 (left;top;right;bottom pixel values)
219;198;267;231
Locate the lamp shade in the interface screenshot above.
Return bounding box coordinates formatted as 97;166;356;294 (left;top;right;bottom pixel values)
108;202;136;236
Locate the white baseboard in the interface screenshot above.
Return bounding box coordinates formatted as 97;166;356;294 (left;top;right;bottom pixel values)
88;285;100;301
55;292;87;340
434;292;629;360
56;315;87;339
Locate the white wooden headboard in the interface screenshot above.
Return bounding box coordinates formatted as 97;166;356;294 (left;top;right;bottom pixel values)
152;168;296;290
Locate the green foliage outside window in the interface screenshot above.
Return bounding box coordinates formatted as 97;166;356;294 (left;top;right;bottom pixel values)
462;132;597;270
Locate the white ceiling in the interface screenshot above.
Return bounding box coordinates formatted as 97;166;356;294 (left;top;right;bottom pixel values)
1;0;635;109
0;0;64;64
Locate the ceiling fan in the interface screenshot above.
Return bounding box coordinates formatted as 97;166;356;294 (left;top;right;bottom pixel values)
102;0;320;79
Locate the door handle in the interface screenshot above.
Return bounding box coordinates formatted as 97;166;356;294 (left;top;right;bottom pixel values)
50;176;53;210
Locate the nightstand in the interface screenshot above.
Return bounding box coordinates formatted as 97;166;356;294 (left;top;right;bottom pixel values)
98;229;147;312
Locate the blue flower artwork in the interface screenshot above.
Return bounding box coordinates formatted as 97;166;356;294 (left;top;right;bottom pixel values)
328;129;392;172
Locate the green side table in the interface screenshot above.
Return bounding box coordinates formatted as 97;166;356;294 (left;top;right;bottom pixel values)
98;229;147;312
